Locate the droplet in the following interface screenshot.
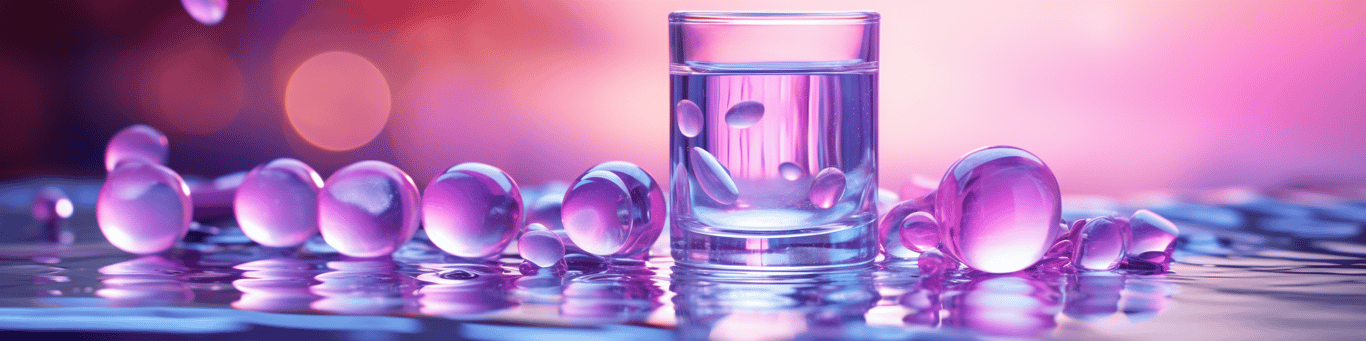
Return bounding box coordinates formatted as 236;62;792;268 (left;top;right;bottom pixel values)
688;147;739;205
724;101;764;128
234;158;323;248
519;225;565;267
918;249;955;277
562;161;665;258
1127;209;1179;259
898;212;940;252
1073;217;1130;271
778;162;805;181
180;0;228;26
422;163;523;259
318;161;421;258
104;125;168;172
676;99;704;137
439;270;479;280
97;162;192;254
809;167;846;209
877;196;934;259
936;146;1061;274
32;186;74;244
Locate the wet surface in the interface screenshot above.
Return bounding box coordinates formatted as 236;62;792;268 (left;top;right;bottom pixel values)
2;179;1365;340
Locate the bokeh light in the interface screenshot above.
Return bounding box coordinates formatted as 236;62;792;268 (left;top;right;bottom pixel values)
142;38;244;135
284;51;392;152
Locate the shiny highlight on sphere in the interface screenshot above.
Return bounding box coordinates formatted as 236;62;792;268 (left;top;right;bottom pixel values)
97;162;192;254
936;146;1062;274
1127;209;1180;258
519;224;566;267
105;125;168;172
1072;217;1131;271
234;158;324;248
561;162;665;258
285;51;391;151
422;163;523;259
317;161;421;258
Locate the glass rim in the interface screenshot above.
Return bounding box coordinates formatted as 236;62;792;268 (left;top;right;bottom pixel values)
669;11;879;24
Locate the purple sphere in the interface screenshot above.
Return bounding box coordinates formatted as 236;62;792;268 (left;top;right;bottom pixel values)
1127;209;1179;258
318;161;421;258
809;167;847;209
97;162;192;254
878;195;935;259
562;161;665;258
422;162;523;259
1073;217;1131;271
936;146;1061;274
234;158;324;247
32;186;73;222
898;211;941;253
519;224;566;267
104;124;168;172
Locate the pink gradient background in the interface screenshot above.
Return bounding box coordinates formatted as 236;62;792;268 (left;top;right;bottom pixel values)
1;1;1363;197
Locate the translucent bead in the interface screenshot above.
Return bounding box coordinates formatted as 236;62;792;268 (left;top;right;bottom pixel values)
778;162;805;181
97;162;192;254
809;167;847;209
104;124;168;172
32;186;75;244
676;99;704;137
1072;217;1131;271
898;211;940;253
519;223;566;267
688;147;739;204
723;100;764;128
561;161;665;258
877;196;934;259
1127;209;1179;259
317;161;421;258
234;158;323;247
180;0;227;26
936;146;1061;273
422;162;522;259
917;249;955;277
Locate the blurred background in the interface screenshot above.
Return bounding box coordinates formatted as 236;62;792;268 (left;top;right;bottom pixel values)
1;0;1363;196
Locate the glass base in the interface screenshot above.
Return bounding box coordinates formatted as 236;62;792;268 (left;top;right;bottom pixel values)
670;216;877;270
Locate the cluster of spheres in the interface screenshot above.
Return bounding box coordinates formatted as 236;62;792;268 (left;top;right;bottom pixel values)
878;146;1180;275
93;125;664;272
89;124;1177;277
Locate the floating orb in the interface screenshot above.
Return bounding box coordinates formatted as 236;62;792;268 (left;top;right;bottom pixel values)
809;167;846;209
778;162;805;181
936;146;1061;274
877;196;934;259
688;147;739;205
318;161;421;258
180;0;228;26
1127;209;1179;259
562;161;665;258
519;223;566;267
723;100;764;128
1073;217;1130;271
898;212;940;253
676;99;704;137
234;158;324;248
97;162;192;254
32;186;74;244
104;124;168;172
422;162;523;259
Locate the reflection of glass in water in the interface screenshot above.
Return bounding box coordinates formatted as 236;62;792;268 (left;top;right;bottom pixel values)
561;269;662;324
97;256;194;307
672;267;877;340
310;259;418;315
231;258;320;313
1063;273;1126;321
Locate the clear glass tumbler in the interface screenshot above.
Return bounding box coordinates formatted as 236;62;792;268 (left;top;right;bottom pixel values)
669;12;879;270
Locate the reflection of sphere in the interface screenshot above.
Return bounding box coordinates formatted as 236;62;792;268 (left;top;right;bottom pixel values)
561;272;662;324
232;258;319;313
310;260;417;315
944;274;1061;338
671;268;876;340
97;256;194;307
